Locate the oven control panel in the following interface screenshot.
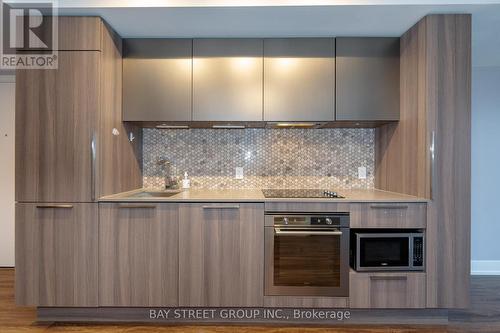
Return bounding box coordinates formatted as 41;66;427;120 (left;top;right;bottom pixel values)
311;216;341;226
270;214;349;227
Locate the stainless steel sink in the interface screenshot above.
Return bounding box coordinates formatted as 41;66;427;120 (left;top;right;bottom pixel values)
130;191;181;198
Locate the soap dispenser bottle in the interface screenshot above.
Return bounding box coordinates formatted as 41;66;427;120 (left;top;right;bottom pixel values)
182;172;191;189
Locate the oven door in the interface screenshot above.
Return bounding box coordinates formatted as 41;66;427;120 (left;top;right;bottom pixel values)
265;226;349;297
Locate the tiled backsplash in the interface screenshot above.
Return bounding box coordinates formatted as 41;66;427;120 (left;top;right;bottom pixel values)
143;128;375;190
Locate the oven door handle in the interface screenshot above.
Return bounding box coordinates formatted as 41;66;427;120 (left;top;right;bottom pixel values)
274;228;343;236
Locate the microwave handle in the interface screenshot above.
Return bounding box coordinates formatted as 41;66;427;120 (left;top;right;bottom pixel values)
274;228;342;236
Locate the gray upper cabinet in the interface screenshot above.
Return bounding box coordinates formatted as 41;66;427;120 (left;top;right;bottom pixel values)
336;37;400;121
264;38;335;122
123;39;192;122
193;39;263;121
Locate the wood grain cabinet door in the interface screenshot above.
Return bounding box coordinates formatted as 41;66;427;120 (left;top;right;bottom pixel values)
15;203;98;306
349;203;426;228
263;38;335;121
16;51;100;202
178;203;264;307
193;39;263;121
99;203;179;306
349;272;426;308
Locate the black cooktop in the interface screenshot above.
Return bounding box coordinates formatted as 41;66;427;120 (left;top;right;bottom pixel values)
262;189;345;199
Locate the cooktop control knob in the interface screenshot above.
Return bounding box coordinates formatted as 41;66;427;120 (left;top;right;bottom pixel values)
324;191;338;198
283;217;289;225
325;218;333;225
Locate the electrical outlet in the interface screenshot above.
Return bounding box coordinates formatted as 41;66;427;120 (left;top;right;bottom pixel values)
235;167;244;179
358;166;367;179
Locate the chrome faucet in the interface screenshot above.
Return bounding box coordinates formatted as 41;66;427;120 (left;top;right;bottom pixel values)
157;159;179;190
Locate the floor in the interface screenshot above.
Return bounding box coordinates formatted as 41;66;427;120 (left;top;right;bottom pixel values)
1;269;499;333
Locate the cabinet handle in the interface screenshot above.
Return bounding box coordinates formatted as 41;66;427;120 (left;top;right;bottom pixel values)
118;204;156;209
369;204;408;209
36;205;73;209
91;135;96;202
370;275;407;281
430;130;436;200
202;205;240;210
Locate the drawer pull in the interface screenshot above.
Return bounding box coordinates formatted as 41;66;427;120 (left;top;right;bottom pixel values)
202;205;240;210
370;275;407;281
369;204;409;210
118;204;156;209
36;205;73;209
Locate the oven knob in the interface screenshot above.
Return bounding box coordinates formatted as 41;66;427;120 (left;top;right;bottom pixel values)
283;217;289;225
326;218;333;225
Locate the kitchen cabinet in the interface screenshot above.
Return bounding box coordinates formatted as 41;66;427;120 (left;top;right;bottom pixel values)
178;203;264;306
349;271;426;308
15;203;98;306
99;203;178;306
336;37;400;121
375;15;471;308
15;17;142;202
264;38;335;121
16;51;99;202
25;16;102;51
123;39;192;121
349;203;426;228
193;39;263;121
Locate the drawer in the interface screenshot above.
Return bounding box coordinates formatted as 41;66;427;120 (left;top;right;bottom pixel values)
349;271;426;308
263;296;348;308
349;203;426;228
265;202;350;213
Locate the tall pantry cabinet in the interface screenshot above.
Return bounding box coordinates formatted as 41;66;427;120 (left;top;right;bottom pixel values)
15;17;142;306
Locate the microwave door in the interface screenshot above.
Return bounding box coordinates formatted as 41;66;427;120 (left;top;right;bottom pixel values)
357;234;411;271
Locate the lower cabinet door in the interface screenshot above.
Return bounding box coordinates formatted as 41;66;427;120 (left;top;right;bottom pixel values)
178;203;264;307
15;203;98;306
99;203;178;306
349;271;426;308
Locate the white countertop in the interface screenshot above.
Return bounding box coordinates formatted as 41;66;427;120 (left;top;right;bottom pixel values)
100;188;428;203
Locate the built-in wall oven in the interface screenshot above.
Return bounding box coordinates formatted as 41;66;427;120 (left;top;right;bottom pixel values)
264;213;350;297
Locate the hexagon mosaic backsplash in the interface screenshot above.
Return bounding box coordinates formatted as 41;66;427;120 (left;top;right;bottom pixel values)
143;128;375;190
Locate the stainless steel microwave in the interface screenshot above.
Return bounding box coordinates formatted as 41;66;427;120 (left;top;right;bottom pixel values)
351;231;424;272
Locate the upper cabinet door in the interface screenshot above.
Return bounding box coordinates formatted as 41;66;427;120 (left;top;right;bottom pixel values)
193;39;263;121
123;39;192;122
264;38;335;122
336;37;400;121
16;51;99;202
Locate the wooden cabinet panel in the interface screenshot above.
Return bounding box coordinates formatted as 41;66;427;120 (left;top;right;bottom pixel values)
15;203;98;306
123;39;192;121
264;202;350;214
349;271;426;308
193;39;263;121
264;38;335;121
178;203;264;306
16;51;99;202
99;203;178;306
263;296;348;308
31;17;101;51
336;38;400;121
57;17;102;51
350;203;426;228
97;26;143;197
375;15;471;308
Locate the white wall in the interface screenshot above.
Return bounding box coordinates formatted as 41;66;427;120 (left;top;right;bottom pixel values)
471;66;500;274
0;76;15;267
